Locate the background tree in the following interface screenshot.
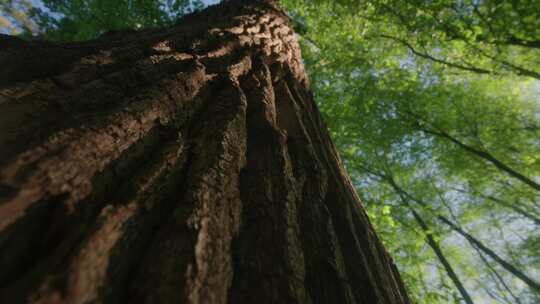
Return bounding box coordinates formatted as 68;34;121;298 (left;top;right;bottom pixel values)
281;0;540;303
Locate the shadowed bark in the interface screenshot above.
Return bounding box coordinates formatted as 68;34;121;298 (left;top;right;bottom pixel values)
0;0;410;303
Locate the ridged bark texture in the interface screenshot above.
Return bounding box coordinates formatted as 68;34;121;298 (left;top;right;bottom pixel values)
0;1;410;303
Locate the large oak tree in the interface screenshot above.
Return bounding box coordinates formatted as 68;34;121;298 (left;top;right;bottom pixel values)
0;1;409;303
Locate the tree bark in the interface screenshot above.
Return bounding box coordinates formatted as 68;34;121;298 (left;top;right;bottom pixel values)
0;0;410;303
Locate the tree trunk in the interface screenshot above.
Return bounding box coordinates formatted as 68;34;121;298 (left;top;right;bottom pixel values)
0;1;410;303
408;208;474;304
417;125;540;192
387;177;540;292
437;216;540;291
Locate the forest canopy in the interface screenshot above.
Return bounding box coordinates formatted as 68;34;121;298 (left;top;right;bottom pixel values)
1;0;539;303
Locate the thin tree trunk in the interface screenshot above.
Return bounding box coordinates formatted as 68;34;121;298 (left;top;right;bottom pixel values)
482;195;540;226
358;163;475;302
0;0;410;303
385;178;540;292
418;126;540;192
435;216;540;291
475;247;522;304
407;206;475;304
356;162;540;293
452;187;540;226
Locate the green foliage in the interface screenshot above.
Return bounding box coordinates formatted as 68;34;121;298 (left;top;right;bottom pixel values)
0;0;204;41
283;0;540;302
